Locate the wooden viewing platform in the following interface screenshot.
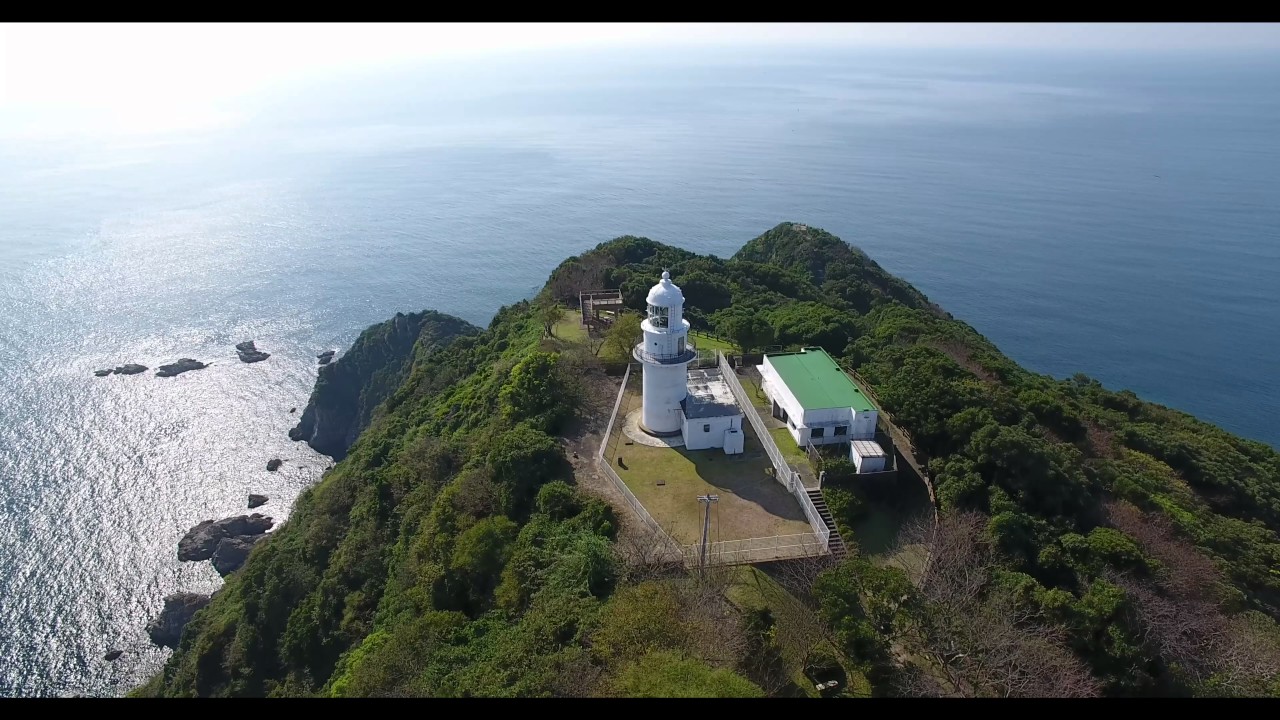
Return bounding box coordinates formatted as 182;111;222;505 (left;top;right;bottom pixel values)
579;289;624;334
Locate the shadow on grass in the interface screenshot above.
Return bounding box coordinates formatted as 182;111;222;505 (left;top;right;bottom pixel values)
672;445;808;525
834;468;932;557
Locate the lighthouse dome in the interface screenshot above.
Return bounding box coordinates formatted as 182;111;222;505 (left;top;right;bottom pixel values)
646;270;685;309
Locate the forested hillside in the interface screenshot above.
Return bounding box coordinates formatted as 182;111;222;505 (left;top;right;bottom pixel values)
137;223;1280;697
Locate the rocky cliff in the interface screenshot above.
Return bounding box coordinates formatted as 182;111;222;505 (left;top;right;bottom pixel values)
289;310;479;460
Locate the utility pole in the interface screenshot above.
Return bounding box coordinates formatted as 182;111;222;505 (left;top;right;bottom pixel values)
697;494;719;571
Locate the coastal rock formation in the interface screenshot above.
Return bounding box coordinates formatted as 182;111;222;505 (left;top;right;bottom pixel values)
145;592;211;649
95;363;148;377
289;311;479;460
104;650;123;662
236;340;271;364
156;359;208;377
177;514;274;562
317;350;336;365
211;535;266;576
267;458;282;472
247;494;268;509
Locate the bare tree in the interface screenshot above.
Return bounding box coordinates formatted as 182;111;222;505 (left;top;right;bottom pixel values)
892;511;1102;698
1103;500;1223;600
753;554;844;681
547;255;611;305
612;519;683;583
1103;500;1280;696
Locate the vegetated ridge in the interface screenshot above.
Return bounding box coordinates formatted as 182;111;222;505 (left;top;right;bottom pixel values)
134;223;1280;698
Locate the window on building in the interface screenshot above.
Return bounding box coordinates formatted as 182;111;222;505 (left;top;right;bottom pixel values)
811;427;825;439
835;425;848;436
788;418;796;429
647;304;668;329
703;424;710;433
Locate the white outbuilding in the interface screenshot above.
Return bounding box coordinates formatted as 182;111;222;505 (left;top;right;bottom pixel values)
758;347;878;445
850;439;888;474
758;346;890;473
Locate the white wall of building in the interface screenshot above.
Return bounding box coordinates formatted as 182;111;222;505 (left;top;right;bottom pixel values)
642;363;688;434
681;412;742;452
722;427;744;455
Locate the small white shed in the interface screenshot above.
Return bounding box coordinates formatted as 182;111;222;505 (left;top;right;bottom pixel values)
850;439;888;474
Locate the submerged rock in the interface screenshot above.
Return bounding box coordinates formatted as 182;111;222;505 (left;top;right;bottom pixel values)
211;534;266;576
236;340;271;364
146;592;211;649
156;359;208;377
177;514;274;562
94;369;113;377
316;350;336;365
247;494;268;509
104;649;124;662
266;458;282;472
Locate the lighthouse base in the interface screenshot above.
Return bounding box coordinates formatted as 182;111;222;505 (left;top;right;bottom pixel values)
622;409;685;448
639;423;684;438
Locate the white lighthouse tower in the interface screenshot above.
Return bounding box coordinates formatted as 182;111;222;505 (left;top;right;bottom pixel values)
633;270;697;435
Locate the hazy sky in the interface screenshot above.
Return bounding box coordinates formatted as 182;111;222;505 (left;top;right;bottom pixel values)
2;23;1278;139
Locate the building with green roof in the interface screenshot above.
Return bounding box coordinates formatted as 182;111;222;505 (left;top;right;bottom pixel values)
758;347;881;450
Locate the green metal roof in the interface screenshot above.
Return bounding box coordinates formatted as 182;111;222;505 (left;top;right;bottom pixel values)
766;347;875;412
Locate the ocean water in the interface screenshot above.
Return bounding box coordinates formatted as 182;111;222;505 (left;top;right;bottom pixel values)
1;46;1278;696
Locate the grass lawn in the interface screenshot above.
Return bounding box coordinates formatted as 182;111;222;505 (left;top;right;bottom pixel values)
609;392;812;544
688;330;739;353
551;308;588;344
840;473;933;579
769;426;810;467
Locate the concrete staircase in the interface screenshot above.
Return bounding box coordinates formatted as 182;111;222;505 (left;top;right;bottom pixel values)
806;489;848;558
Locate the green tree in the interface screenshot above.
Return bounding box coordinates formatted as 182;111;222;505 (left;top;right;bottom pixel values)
536;480;582;520
717;311;775;354
601;310;642;363
499;351;572;432
535;296;562;339
612;650;764;698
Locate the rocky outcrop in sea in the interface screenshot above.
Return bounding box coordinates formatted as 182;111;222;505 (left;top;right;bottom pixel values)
317;350;336;365
94;363;148;377
156;359;208;377
177;514;274;562
248;494;268;509
146;592;211;649
235;340;270;363
266;458;282;472
211;535;267;576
